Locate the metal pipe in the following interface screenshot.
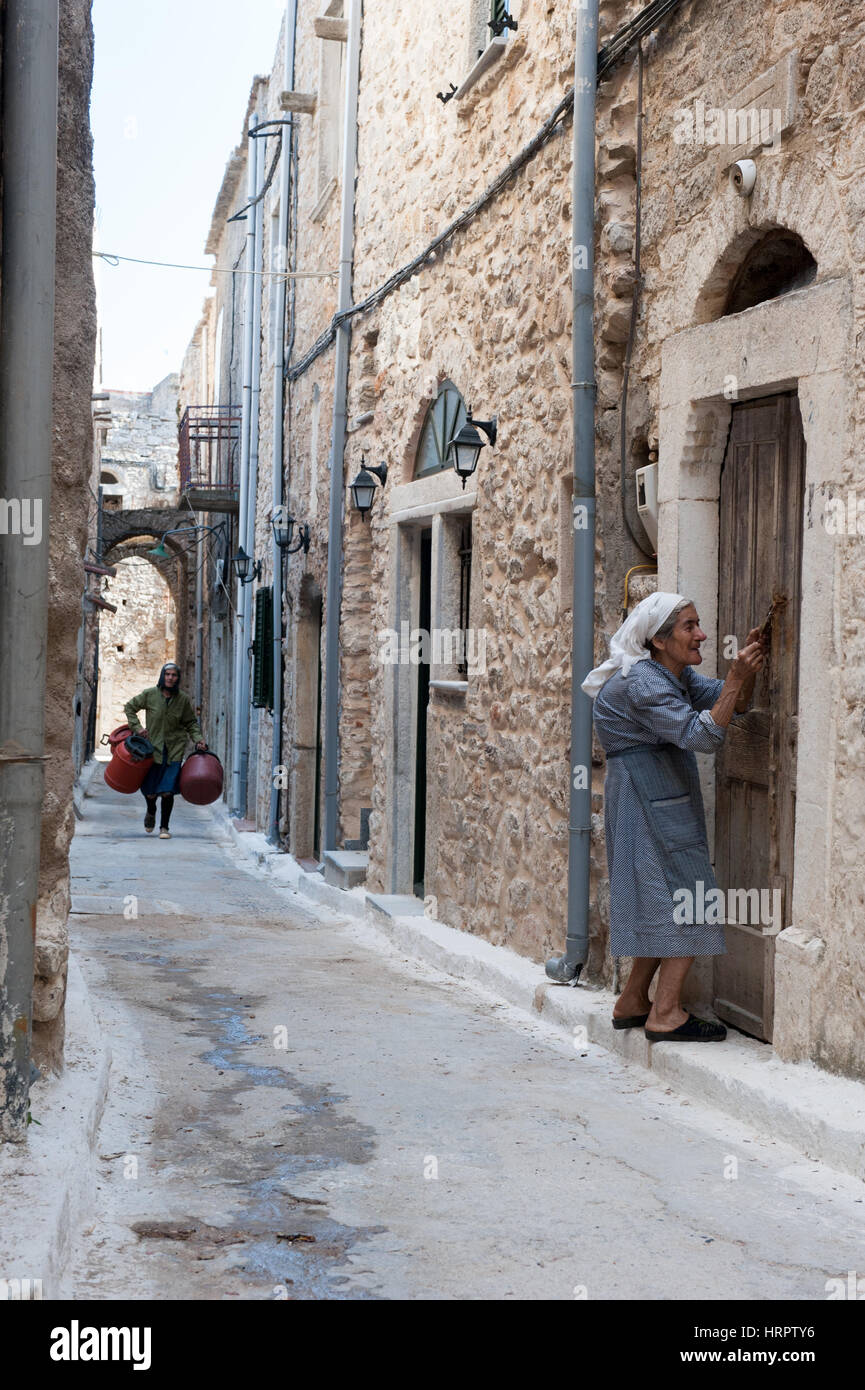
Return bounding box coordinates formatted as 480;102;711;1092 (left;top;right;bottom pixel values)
546;0;599;985
0;0;59;1141
240;129;266;816
230;112;260;813
268;1;299;845
323;0;362;852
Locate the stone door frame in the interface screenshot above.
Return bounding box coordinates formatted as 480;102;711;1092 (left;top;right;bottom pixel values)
382;471;478;895
657;276;853;1043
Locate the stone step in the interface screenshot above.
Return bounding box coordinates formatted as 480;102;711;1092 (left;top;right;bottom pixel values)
322;850;368;890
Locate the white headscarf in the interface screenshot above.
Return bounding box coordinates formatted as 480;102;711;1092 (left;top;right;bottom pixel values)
581;591;688;699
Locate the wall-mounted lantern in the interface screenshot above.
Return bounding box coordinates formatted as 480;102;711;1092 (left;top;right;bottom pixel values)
349;456;388;520
233;546;262;586
271;504;311;556
446;409;497;488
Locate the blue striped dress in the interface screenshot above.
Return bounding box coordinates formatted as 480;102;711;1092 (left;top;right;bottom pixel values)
593;658;730;959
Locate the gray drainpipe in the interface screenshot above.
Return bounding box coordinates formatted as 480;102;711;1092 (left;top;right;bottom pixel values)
268;0;299;845
242;134;265;815
0;0;59;1141
323;0;362;853
546;0;599;985
230;113;260;814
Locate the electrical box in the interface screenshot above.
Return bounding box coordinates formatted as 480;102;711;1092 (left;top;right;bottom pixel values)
635;462;658;552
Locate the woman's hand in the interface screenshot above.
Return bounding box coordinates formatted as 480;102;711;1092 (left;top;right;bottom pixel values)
729;636;765;684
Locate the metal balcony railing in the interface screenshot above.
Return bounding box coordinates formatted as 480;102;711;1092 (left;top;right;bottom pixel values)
178;406;241;508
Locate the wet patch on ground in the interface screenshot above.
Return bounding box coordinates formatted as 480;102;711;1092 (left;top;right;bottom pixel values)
84;930;384;1298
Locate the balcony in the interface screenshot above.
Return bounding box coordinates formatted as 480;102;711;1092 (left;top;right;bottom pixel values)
178;406;241;513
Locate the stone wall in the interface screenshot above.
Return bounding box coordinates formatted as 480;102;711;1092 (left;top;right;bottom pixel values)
95;558;177;743
36;0;98;1072
99;376;180;509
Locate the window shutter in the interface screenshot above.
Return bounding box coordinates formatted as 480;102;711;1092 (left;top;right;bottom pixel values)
252;586;274;709
490;0;509;30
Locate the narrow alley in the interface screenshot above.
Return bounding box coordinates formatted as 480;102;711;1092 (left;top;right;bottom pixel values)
67;771;865;1301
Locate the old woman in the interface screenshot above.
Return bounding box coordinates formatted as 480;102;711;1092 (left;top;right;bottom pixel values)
582;593;764;1042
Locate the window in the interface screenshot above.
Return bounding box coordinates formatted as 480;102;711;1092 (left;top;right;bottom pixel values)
428;513;479;687
252;586;274;709
466;0;513;68
489;0;510;39
414;380;467;479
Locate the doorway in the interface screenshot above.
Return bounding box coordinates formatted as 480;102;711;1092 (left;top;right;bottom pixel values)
412;527;432;898
292;585;323;862
713;392;804;1041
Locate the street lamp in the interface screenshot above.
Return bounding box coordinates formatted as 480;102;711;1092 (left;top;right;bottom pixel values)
233;546;262;585
271;504;311;556
446;409;497;489
147;522;227;560
349;456;388;520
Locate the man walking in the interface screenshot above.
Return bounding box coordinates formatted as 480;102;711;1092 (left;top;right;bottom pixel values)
124;662;206;840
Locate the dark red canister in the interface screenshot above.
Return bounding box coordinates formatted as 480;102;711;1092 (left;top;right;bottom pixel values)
103;725;154;794
178;750;224;806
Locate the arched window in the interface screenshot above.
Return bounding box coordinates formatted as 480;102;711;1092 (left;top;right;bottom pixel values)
414;380;467;479
100;470;119;486
723;231;817;317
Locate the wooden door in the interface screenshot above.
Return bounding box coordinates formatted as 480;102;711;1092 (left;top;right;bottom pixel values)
713;393;804;1041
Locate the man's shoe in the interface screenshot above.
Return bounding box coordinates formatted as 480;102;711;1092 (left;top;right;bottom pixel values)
159;828;171;840
144;813;156;833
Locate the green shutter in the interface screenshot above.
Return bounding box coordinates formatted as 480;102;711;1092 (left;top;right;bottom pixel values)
252;586;274;710
490;0;509;30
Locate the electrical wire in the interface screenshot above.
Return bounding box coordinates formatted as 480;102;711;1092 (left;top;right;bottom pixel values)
288;0;689;382
228;132;284;223
94;251;334;280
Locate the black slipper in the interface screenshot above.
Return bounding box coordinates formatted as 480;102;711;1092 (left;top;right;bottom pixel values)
612;1012;650;1030
645;1014;727;1043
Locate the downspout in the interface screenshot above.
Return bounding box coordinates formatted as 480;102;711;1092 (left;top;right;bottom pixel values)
0;0;59;1141
242;131;265;816
268;1;299;845
546;0;599;985
322;0;362;853
194;524;204;711
230;112;261;814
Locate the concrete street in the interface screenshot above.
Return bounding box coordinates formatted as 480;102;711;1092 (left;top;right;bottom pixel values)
68;771;865;1301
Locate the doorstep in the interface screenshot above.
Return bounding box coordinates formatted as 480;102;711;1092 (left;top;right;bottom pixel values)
322;850;368;890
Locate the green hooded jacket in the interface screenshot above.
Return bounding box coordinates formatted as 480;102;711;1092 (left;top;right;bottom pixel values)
124;686;203;763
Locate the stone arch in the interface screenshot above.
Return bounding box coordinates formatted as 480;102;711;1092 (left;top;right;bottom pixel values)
102;521;195;685
677;156;847;329
94;552;179;744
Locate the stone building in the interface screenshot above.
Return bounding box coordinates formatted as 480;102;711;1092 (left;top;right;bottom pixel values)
0;0;98;1097
181;0;865;1081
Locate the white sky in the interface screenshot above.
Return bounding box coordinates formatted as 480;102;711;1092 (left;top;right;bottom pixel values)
91;0;285;392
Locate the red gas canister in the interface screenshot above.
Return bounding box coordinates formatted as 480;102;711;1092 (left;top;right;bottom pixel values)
103;725;154;794
179;750;224;806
